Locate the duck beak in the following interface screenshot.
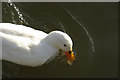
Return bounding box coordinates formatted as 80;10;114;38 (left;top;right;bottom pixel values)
65;50;75;65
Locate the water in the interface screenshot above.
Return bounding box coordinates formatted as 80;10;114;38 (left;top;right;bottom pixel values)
2;2;118;78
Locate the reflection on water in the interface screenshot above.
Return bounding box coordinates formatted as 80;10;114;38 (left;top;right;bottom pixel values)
64;8;95;60
2;2;118;78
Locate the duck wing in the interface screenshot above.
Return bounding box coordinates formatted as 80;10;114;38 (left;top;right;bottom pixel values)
0;23;47;40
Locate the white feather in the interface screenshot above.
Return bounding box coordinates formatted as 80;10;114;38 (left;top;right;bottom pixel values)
0;23;73;67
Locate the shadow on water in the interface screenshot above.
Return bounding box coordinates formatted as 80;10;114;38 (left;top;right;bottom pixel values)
2;2;118;78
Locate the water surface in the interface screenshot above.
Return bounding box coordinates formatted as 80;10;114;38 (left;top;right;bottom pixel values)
2;2;118;78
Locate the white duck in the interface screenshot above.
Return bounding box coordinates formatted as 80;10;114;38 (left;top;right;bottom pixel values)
0;23;75;67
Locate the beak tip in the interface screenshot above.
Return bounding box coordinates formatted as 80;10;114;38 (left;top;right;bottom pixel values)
65;50;76;65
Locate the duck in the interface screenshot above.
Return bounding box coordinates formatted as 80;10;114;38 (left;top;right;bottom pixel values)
0;23;75;67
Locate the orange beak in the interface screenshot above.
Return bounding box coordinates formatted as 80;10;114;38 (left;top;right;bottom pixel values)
65;50;75;65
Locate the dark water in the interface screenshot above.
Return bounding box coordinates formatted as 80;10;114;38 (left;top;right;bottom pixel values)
2;2;118;78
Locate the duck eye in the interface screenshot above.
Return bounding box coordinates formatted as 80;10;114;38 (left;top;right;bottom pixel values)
64;44;67;47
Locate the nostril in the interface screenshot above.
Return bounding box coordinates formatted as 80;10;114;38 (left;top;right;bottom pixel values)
69;51;71;54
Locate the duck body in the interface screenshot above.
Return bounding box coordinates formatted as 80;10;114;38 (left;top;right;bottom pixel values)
0;23;59;67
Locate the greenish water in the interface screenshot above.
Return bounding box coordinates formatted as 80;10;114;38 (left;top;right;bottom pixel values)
2;2;118;78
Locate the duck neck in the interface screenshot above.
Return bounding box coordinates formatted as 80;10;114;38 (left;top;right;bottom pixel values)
43;34;60;49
